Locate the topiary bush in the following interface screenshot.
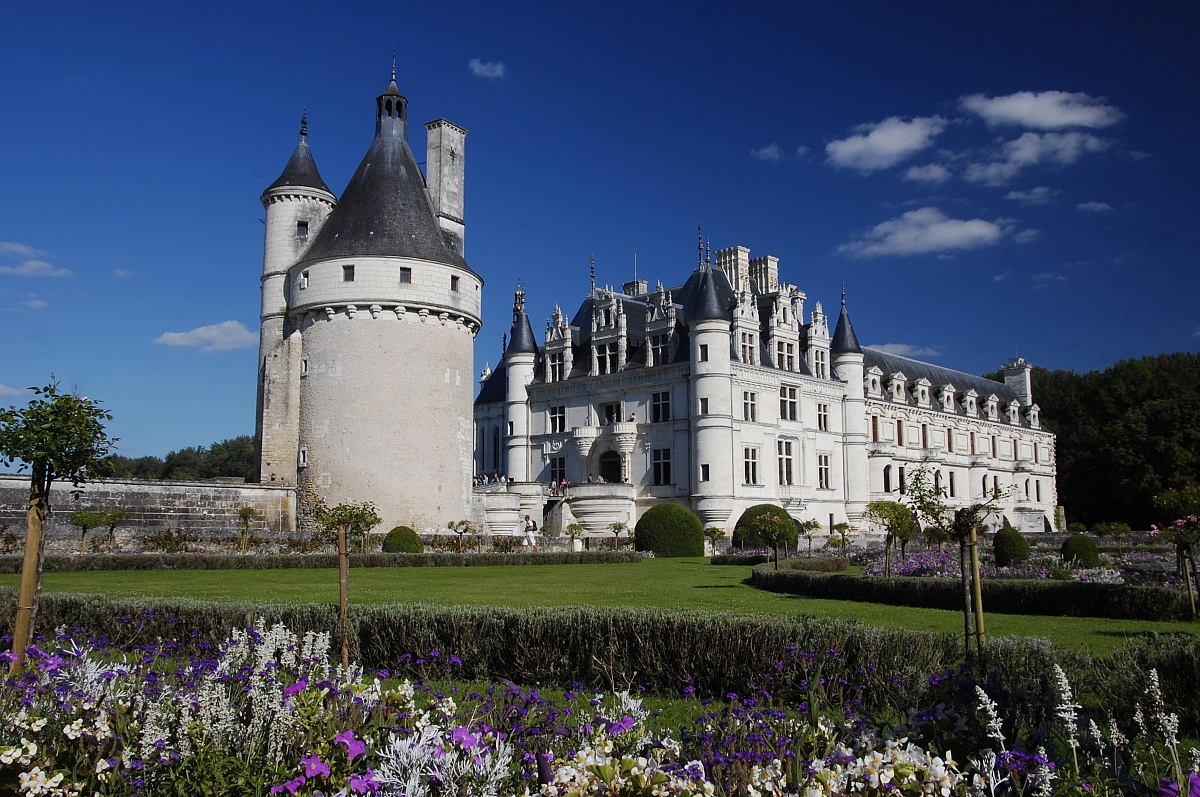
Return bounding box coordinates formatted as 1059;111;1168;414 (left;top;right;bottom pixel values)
1066;522;1088;533
1060;533;1100;568
993;526;1031;567
634;504;704;557
733;505;798;550
382;526;424;554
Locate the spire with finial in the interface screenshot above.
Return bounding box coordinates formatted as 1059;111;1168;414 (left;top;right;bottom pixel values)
300;108;308;139
589;254;596;296
391;48;397;82
514;279;526;314
841;282;846;306
705;237;711;265
376;54;408;135
696;225;704;267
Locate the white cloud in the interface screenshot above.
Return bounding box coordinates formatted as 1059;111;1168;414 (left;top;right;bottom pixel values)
154;320;256;353
22;299;48;310
0;242;46;258
1013;229;1040;244
961;91;1123;129
837;207;1006;258
0;384;26;397
112;268;133;279
904;163;951;184
964;131;1110;185
751;143;782;163
825;116;947;173
795;145;810;157
870;343;942;358
1192;327;1200;338
0;259;72;277
468;58;506;79
1077;201;1113;213
993;270;1012;282
1032;272;1067;286
1006;186;1056;205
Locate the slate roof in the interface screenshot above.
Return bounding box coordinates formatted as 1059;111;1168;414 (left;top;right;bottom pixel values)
862;347;1018;402
507;310;539;356
266;132;332;195
831;301;862;355
474;361;507;406
297;79;472;273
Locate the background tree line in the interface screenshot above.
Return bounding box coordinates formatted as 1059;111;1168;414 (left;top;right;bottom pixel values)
103;435;255;482
999;352;1200;529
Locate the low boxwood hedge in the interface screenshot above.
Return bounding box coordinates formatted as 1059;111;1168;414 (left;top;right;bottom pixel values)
0;550;640;574
750;566;1194;621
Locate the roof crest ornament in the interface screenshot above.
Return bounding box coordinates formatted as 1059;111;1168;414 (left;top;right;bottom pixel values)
589;254;596;296
391;49;397;82
841;282;846;306
706;236;711;265
696;225;703;268
300;108;308;139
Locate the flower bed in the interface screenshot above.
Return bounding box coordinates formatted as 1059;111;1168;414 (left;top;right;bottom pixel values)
1;620;1196;796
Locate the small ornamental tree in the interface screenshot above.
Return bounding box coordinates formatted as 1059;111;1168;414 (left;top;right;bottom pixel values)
236;506;262;554
447;519;475;553
862;500;919;577
100;508;128;551
311;499;381;667
0;380;115;673
704;525;726;552
1154;486;1200;618
739;508;800;570
69;509;106;555
734;505;799;550
634;503;704;557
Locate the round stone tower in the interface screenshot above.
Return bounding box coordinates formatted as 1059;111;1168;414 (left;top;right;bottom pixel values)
831;293;868;522
264;70;482;532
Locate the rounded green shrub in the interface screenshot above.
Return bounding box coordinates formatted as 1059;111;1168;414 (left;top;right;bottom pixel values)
382;525;423;554
1066;521;1088;534
992;526;1031;567
1060;533;1100;568
634;504;704;557
732;504;799;550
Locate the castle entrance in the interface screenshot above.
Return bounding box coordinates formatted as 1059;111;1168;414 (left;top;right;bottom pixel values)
598;451;621;484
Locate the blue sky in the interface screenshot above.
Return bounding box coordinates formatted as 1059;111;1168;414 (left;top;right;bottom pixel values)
3;1;1198;459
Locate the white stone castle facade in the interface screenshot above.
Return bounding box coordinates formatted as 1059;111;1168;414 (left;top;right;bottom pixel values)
253;71;1057;538
255;71;481;532
474;242;1058;537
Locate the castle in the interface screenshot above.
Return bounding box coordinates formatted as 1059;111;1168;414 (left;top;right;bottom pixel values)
255;69;480;532
255;71;1058;538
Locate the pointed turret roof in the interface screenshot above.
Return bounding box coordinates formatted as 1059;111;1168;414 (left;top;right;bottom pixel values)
506;286;539;356
680;265;734;322
831;292;862;355
266;113;333;194
298;71;470;271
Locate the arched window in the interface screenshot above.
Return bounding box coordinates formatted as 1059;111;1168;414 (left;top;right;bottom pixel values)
883;465;892;493
491;426;500;471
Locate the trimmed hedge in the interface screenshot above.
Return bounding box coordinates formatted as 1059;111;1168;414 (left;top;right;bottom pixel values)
750;566;1195;621
782;557;851;573
382;526;423;554
0;551;640;573
0;589;1195;732
993;527;1031;567
710;553;770;566
732;504;798;549
1061;534;1101;568
634;504;704;557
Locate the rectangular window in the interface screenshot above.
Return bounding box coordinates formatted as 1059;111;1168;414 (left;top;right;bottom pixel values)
450;275;460;291
507;421;514;436
700;463;710;482
300;357;309;377
743;391;757;422
652;448;672;486
699;397;709;415
650;334;668;366
779;385;798;421
298;447;308;468
548;352;564;381
650;391;671;422
399;267;412;284
897;421;905;446
550;457;566;485
296;220;309;238
342;264;355;281
817;403;829;432
899;466;906;495
871;415;879;442
777;439;794;485
814;349;828;378
698;344;709;362
743;447;759;485
550;405;566;434
602;403;620;424
817;453;832;489
921;424;929;448
946;429;954;452
776;341;795;371
740;332;756;364
300;270;310;289
949;471;957;498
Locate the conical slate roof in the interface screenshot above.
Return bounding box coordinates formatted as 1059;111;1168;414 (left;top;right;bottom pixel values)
680;265;734;322
266;122;332;195
507;311;539;356
831;299;862;355
298;78;470;271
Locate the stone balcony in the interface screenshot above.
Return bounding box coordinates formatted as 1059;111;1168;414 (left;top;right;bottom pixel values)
564;482;635;536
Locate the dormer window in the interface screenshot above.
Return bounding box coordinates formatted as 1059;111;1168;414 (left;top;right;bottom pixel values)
1007;401;1022;424
985;395;1000;421
963;390;978;416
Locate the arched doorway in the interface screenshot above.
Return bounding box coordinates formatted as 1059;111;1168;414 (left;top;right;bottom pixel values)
598;451;621;483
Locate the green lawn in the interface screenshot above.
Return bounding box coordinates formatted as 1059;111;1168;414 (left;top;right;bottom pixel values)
1;557;1193;655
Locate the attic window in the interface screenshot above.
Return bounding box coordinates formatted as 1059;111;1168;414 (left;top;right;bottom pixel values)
342;265;355;282
300;270;309;289
296;220;309;238
399;267;412;284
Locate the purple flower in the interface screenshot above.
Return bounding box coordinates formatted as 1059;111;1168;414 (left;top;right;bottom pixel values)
450;727;480;748
302;754;330;779
283;679;307;698
1161;773;1200;797
349;770;381;794
336;730;366;761
271;776;307;795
